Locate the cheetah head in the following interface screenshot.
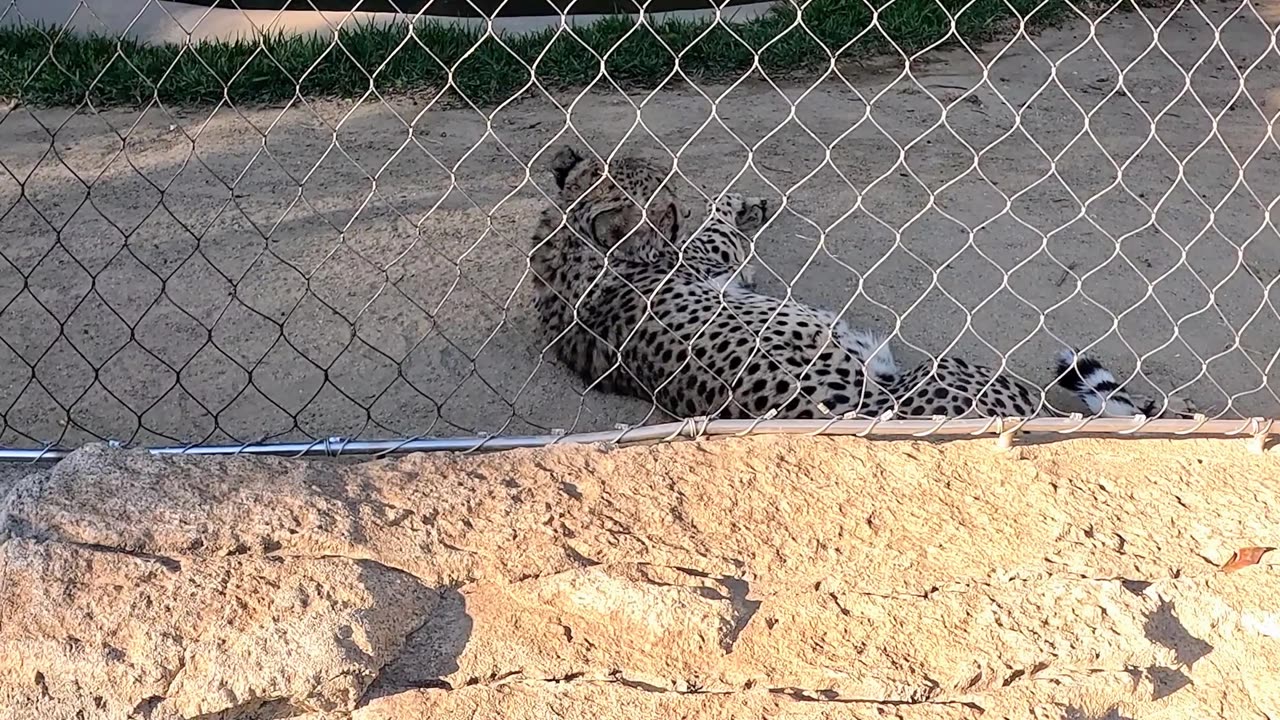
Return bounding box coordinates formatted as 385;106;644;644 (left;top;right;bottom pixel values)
711;192;772;235
548;145;682;259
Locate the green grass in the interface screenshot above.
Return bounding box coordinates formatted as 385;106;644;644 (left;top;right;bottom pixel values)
0;0;1076;107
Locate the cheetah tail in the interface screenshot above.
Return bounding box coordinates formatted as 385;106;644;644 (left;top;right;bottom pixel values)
1054;349;1157;418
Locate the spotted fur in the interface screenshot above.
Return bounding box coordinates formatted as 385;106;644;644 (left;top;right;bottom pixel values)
528;145;1160;420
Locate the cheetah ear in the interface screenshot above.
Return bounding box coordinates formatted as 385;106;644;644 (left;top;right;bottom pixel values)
656;201;679;242
588;206;632;250
550;145;583;190
587;202;677;250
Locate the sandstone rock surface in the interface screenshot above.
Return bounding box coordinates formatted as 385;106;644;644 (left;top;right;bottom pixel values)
1;435;1278;719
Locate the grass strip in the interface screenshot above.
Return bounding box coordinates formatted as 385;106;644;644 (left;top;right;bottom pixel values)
0;0;1075;107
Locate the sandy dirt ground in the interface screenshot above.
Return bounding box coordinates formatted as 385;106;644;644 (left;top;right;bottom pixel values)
2;0;1279;448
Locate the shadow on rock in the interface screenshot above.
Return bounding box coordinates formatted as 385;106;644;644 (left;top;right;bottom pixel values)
1143;598;1214;668
360;586;473;702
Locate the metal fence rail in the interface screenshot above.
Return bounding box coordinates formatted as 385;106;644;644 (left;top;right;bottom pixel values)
1;416;1277;463
2;0;1279;459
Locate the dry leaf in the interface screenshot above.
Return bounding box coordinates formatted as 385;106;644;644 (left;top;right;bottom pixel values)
1221;546;1273;573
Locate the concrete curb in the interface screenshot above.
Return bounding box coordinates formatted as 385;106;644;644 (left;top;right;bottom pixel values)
2;0;779;44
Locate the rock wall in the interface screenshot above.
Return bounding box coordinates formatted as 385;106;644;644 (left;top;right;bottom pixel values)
1;436;1277;719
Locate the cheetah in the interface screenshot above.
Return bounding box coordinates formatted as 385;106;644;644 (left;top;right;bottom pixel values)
528;144;1159;421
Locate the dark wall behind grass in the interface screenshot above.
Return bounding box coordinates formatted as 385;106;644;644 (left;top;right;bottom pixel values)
173;0;765;16
0;0;1071;107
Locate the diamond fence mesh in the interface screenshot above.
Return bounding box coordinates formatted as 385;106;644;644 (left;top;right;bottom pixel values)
2;0;1280;459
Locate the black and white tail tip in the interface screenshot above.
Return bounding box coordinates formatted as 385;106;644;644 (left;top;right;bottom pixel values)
1055;349;1157;418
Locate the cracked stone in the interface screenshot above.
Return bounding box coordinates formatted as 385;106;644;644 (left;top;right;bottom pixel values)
0;537;435;719
1;435;1278;718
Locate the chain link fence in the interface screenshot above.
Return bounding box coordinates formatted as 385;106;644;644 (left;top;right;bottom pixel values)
2;0;1279;459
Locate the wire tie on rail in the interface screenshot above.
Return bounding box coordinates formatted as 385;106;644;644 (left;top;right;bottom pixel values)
1248;418;1273;454
994;417;1022;450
